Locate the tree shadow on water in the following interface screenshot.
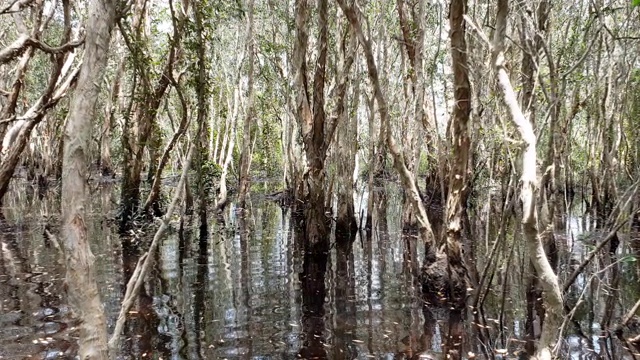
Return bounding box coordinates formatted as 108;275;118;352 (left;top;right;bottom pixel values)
298;250;329;360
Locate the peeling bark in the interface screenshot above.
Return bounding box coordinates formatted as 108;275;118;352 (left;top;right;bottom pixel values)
444;0;471;310
293;0;350;255
61;0;116;358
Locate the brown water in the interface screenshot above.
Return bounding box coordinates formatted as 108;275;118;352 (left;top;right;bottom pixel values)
0;181;639;359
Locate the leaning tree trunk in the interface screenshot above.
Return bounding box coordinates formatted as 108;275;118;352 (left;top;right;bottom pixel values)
142;75;190;215
516;2;559;353
0;0;78;203
337;0;437;262
61;0;116;358
396;0;430;233
489;0;563;357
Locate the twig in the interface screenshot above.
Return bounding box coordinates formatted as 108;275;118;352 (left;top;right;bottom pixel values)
0;35;83;65
0;0;34;15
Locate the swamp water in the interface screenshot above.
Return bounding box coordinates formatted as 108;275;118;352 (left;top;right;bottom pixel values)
0;181;639;359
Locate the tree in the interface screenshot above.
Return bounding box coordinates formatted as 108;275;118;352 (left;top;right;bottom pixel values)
336;0;441;278
472;0;564;357
238;0;256;208
0;0;82;204
61;0;116;358
292;0;355;255
118;0;186;230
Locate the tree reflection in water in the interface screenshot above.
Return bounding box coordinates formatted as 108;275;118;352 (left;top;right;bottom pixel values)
2;183;638;359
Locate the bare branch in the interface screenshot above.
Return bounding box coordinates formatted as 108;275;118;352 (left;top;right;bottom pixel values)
0;0;35;15
0;35;84;65
0;34;29;64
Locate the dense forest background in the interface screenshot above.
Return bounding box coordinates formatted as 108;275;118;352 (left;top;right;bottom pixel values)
1;0;640;359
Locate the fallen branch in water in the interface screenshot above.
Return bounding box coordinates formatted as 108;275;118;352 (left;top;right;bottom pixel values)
107;143;195;352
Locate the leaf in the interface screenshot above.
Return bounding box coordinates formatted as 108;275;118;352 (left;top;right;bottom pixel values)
634;0;640;6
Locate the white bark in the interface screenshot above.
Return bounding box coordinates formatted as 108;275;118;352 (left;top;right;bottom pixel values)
489;1;563;358
336;0;437;257
61;0;116;358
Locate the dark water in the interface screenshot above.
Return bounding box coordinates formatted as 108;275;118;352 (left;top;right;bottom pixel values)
1;181;639;359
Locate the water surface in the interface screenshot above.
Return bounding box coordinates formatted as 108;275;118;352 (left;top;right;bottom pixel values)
1;181;639;359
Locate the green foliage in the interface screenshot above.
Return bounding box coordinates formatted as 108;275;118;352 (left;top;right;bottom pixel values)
633;0;640;7
198;159;222;199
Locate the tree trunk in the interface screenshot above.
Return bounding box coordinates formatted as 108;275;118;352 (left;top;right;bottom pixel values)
119;1;184;231
238;0;256;208
142;75;190;215
214;86;240;211
396;0;429;233
61;0;115;358
337;0;437;262
444;0;471;310
101;58;124;177
293;0;344;256
0;0;77;203
333;18;358;242
0;58;79;203
335;91;358;241
490;1;563;357
192;0;211;228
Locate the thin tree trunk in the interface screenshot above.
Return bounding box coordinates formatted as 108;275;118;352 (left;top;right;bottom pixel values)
488;1;563;357
101;57;124;177
365;94;377;232
214;86;240;211
109;142;197;353
119;0;185;231
192;0;211;228
142;75;189;215
333;16;358;241
238;0;256;208
337;0;437;261
61;1;115;358
396;0;430;232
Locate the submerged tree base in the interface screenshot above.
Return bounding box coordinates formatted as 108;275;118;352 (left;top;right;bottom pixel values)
420;252;467;308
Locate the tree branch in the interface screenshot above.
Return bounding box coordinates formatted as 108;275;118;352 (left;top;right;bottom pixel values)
0;35;83;65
